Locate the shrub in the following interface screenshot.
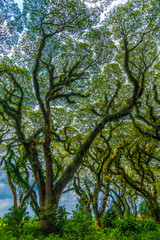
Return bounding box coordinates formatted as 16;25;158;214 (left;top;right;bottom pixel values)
63;204;95;240
138;201;151;217
3;206;28;237
22;217;43;237
53;206;68;235
139;218;157;231
114;217;139;236
100;208;118;228
113;217;157;236
38;205;68;235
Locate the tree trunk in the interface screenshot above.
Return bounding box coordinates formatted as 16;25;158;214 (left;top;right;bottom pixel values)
4;159;18;208
93;206;101;229
95;213;101;229
39;190;61;233
152;207;160;223
149;201;160;222
24;142;46;208
86;203;91;214
43;118;53;207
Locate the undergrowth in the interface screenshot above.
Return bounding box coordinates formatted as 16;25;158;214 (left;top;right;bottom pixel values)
0;205;160;240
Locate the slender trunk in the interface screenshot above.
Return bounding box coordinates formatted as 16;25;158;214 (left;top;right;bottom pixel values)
20;181;36;208
94;211;101;229
134;200;138;217
93;201;101;229
4;159;18;208
117;204;125;217
95;216;101;229
86;202;91;214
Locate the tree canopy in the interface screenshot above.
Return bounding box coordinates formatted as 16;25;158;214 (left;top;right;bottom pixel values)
0;0;159;232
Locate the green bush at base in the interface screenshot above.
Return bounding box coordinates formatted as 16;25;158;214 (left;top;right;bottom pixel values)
0;206;160;240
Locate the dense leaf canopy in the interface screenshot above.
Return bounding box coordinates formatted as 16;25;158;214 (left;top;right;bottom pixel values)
0;0;160;231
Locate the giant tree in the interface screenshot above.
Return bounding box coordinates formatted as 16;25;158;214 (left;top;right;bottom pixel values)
0;0;159;231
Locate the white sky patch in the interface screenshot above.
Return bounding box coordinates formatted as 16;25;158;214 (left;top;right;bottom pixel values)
0;183;13;199
59;191;78;215
0;199;12;209
34;105;39;111
0;199;13;217
109;0;128;9
0;183;5;188
14;0;23;10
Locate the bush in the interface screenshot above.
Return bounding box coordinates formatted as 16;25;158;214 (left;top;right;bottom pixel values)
138;201;151;217
114;217;139;236
22;217;43;237
100;208;118;228
138;218;157;231
63;204;96;240
3;206;28;237
39;205;68;235
52;206;68;235
113;217;157;236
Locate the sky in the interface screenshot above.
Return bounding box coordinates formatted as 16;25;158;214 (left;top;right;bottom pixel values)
14;0;23;10
0;180;77;217
0;0;128;218
0;183;13;217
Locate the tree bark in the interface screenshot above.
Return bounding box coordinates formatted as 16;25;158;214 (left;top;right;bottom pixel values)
149;200;160;222
95;214;101;229
24;142;45;207
4;159;18;208
43;118;53;207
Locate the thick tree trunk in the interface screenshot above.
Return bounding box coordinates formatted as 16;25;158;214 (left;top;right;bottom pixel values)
38;188;62;233
38;195;61;233
24;142;46;207
43;118;53;207
152;207;160;223
149;201;160;222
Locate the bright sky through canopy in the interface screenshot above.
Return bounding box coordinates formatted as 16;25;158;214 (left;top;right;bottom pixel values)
14;0;23;10
0;0;128;218
14;0;128;11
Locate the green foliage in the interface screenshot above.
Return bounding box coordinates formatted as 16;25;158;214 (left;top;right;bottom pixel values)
3;206;28;237
21;217;43;238
63;204;96;240
139;201;151;217
100;208;118;228
0;0;160;239
0;213;160;240
39;205;68;234
0;0;23;52
52;206;68;235
114;217;157;236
